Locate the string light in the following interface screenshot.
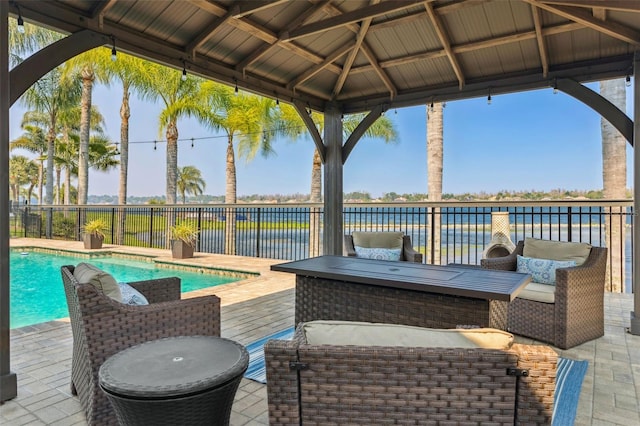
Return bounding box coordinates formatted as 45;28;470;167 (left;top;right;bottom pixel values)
275;97;280;110
16;4;25;34
487;88;492;105
234;78;238;95
553;78;558;94
153;140;157;150
626;75;632;87
181;61;187;81
191;138;194;148
110;36;117;61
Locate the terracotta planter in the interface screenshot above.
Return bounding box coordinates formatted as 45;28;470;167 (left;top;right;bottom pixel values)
83;234;104;249
171;240;194;259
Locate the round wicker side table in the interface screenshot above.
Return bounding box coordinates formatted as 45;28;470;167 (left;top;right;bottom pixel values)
99;335;249;426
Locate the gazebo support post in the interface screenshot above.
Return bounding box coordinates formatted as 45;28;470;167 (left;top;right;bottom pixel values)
0;0;17;402
631;51;640;335
323;103;344;255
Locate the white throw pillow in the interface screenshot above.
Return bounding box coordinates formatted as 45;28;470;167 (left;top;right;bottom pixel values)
73;263;122;302
118;282;149;305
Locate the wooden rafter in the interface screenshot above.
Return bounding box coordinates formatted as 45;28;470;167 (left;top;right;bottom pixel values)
281;1;425;41
424;2;464;89
186;6;238;57
323;3;397;100
531;4;549;77
592;7;606;20
91;0;116;29
332;0;377;99
288;41;354;90
526;0;640;45
538;1;640;12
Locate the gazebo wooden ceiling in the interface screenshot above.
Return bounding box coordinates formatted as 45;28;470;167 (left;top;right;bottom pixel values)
11;0;640;113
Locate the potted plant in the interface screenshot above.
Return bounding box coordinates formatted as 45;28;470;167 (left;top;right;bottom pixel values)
170;222;199;259
83;219;108;249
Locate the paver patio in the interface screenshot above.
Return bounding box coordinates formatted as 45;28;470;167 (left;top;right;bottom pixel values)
1;239;639;425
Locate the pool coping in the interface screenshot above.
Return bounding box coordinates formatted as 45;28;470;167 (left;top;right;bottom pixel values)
11;246;259;279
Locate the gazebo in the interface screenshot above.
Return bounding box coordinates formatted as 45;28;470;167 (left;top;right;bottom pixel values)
1;0;639;402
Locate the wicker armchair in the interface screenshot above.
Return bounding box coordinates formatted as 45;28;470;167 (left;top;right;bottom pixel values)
265;322;557;425
481;240;607;349
61;265;221;426
344;232;423;262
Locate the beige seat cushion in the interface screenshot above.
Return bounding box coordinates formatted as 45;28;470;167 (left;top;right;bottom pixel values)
523;237;591;265
516;282;555;303
302;320;514;350
352;232;403;249
73;262;122;302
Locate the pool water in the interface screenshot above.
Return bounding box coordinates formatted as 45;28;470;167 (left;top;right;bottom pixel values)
10;251;242;329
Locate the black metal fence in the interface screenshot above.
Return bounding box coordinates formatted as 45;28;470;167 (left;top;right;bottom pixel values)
10;200;632;292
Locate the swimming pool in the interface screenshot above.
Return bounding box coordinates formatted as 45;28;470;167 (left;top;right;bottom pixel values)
10;250;244;329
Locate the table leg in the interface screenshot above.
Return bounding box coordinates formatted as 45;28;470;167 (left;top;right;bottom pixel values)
489;300;509;330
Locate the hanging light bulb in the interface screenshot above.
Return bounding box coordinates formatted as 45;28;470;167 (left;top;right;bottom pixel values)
626;75;632;87
153;140;157;151
234;78;238;95
17;10;25;34
275;97;280;110
487;88;492;105
110;36;117;61
181;68;187;81
191;138;194;148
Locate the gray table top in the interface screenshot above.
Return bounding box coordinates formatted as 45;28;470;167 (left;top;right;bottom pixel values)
99;336;249;399
272;255;531;301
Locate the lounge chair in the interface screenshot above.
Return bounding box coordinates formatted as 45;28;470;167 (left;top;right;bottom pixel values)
344;231;423;262
61;265;221;425
481;239;607;349
266;321;557;425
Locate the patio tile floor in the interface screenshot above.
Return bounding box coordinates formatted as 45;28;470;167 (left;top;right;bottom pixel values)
1;239;639;425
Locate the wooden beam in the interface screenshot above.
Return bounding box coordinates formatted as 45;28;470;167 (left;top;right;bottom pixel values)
539;1;640;12
282;1;425;41
360;43;397;99
527;0;640;45
186;6;238;57
592;7;606;20
532;5;549;77
293;100;326;163
233;0;288;18
342;104;384;163
424;2;465;89
288;41;354;90
332;7;374;98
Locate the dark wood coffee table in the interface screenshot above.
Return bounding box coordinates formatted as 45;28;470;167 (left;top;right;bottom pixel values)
272;256;531;330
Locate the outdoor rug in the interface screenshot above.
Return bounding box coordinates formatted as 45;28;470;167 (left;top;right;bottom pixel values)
552;357;589;426
244;327;295;384
244;328;588;425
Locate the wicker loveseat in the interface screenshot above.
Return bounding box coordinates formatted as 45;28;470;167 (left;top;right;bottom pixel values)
265;321;557;425
344;231;423;263
481;239;607;349
61;265;221;426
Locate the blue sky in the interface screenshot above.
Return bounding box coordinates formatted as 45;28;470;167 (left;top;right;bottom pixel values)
9;80;634;198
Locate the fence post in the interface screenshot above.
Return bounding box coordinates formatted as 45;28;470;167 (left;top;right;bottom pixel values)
149;208;154;248
567;206;573;242
256;208;261;258
197;207;202;252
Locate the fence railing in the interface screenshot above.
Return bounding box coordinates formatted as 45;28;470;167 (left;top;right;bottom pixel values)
10;200;632;292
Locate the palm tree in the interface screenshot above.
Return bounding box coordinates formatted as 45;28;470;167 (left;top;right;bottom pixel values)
192;82;283;254
136;62;201;205
427;103;444;264
9;155;38;204
63;48;114;205
99;51;150;243
10;121;47;203
20;66;81;206
600;78;627;292
177;166;206;204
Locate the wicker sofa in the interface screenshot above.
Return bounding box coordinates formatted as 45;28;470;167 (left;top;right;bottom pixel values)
344;231;423;263
265;321;557;425
481;240;607;349
61;265;221;426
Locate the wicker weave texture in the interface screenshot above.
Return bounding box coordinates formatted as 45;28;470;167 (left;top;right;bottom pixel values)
61;266;221;425
265;325;556;425
296;276;491;329
481;241;608;349
104;375;243;426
